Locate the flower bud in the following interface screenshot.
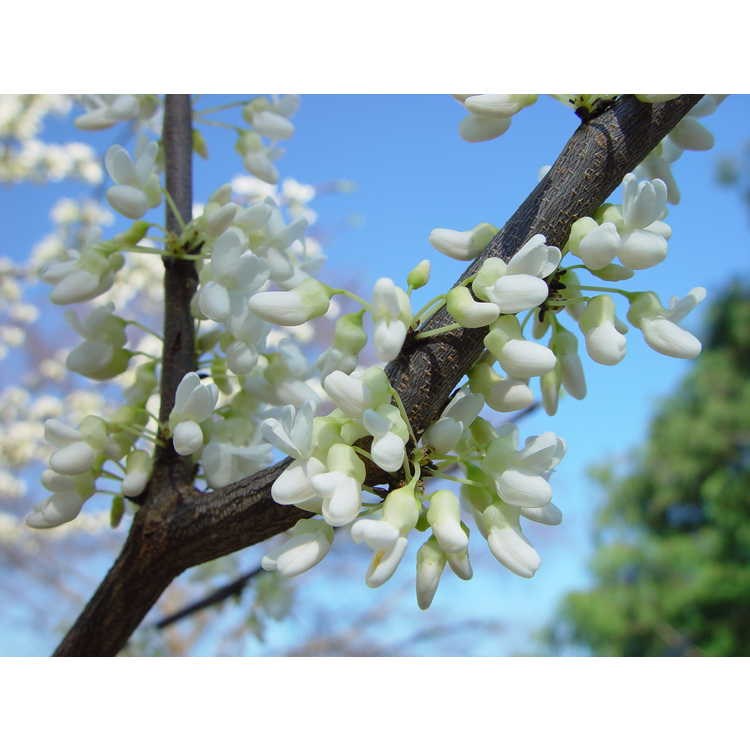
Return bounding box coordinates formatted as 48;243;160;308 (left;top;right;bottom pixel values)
261;519;333;577
416;537;447;610
550;328;586;400
407;259;431;289
249;278;332;326
429;223;497;261
333;310;367;355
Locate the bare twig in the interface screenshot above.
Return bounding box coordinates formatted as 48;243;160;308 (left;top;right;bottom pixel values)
154;565;263;630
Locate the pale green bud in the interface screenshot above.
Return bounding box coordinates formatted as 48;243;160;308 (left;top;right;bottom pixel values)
407;259;431;289
416;536;447;610
192;128;208;159
541;365;561;416
333;310;367;355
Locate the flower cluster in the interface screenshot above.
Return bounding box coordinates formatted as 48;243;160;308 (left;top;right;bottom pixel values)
25;94;716;615
260;373;567;608
430;170;706;424
232;95;301;185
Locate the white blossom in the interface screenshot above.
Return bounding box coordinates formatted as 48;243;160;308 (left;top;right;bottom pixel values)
168;373;218;456
370;278;411;361
261;518;333;577
472;234;560;314
105;141;161;219
628;287;706;359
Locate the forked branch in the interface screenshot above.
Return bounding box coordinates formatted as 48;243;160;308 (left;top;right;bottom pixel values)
54;95;701;656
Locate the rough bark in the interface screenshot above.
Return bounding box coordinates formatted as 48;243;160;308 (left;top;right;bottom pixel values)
53;95;701;656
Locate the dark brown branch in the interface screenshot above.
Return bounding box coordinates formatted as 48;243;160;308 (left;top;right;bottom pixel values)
54;95;702;656
54;94;198;656
154;94;197;488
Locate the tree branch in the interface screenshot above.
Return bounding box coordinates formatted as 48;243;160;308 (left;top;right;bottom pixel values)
54;95;702;656
154;565;264;630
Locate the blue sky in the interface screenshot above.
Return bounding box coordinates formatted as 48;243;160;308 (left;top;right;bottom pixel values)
2;95;749;655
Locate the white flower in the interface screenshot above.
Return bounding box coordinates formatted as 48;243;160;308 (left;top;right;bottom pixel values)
484;316;557;380
426;490;469;553
44;418;97;476
422;388;484;454
428;223;497;261
40;246;125;305
370;278;412;361
322;367;391;418
472;234;560;314
468;360;534;413
459;113;511;142
26;492;87;529
446;285;500;327
549;328;586;401
463;94;538;118
123;449;153;497
261;518;333;577
261;402;314;460
251;110;295;140
668;116;714;151
168;373;219;456
621;172;668;229
244;150;279;185
26;468;97;529
569;175;670;271
195;227;268;323
481;425;565;508
628;287;706;359
309;444;366;526
473;501;541;578
455;95;536;143
271;456;327;506
575;220;622;270
65;302;131;380
105;141;161;219
351;479;420;588
249;278;332;326
580;295;627;365
362;405;409;473
75;95;142;130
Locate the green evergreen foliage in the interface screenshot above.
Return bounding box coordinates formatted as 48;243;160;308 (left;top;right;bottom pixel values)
544;283;750;656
